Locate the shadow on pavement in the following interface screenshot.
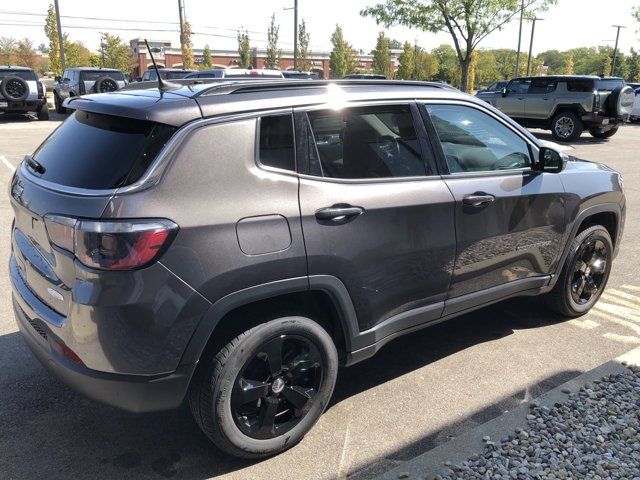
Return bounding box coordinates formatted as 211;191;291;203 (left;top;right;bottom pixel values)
0;297;582;480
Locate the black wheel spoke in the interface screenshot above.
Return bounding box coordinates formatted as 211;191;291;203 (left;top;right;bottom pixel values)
257;396;279;435
282;385;315;410
570;236;609;305
263;336;284;376
232;378;268;407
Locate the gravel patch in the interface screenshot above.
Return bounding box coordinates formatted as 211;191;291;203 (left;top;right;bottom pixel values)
437;366;640;479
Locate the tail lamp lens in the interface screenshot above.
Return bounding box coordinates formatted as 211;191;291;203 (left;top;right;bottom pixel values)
79;82;86;95
44;215;177;270
37;81;44;99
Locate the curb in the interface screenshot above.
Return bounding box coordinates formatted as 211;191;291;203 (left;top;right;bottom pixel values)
378;346;640;480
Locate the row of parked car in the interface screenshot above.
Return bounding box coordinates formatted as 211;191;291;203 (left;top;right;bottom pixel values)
475;76;639;141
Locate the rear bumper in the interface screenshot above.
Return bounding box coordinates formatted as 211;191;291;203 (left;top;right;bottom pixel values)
581;113;626;128
0;97;46;113
11;257;196;413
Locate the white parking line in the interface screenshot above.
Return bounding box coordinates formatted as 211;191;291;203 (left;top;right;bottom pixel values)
0;155;16;173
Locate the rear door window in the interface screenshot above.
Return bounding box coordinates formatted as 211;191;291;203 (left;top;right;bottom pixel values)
31;110;175;189
258;115;295;171
528;78;557;94
595;79;624;91
80;71;125;82
566;79;593;92
0;70;37;81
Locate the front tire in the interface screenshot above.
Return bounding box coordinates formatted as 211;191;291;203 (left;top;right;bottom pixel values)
188;317;339;459
545;225;613;317
589;126;619;139
551;111;583;142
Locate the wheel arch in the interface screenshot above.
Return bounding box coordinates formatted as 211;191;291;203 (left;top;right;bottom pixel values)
550;104;587;120
179;275;360;368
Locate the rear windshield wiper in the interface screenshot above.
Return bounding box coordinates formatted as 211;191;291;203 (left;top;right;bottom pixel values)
24;155;46;175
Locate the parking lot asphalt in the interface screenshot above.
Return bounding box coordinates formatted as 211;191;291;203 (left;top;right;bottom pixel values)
1;113;639;480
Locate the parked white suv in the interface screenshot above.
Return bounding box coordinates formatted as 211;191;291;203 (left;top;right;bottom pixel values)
0;66;49;120
53;67;127;114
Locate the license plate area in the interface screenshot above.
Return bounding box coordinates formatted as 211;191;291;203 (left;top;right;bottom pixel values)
602;118;610;125
0;102;8;108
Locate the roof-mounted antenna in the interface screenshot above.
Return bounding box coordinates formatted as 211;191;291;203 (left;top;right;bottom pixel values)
144;39;180;91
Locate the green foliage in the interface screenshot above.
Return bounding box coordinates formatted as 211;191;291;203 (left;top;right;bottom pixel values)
298;19;312;71
372;32;391;77
431;44;459;85
0;37;17;65
15;38;38;69
396;42;413;79
44;4;61;76
388;38;403;49
200;44;212;70
265;14;281;70
237;30;251;68
329;24;358;78
627;49;640;82
180;20;194;70
64;35;91;68
362;0;556;91
97;33;132;73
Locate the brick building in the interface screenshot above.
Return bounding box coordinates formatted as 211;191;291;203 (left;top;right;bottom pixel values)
130;38;400;79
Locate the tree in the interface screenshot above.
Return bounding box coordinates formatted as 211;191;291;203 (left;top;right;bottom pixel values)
329;24;358;78
200;44;212;70
627;48;640;82
371;32;391;77
44;5;61;76
362;0;555;92
237;30;251;68
388;38;403;49
98;33;132;73
298;19;312;71
564;50;574;75
265;14;281;69
602;56;612;77
467;50;477;91
15;39;38;69
431;44;459;85
180;20;194;70
396;41;414;79
0;37;17;65
64;36;91;68
37;43;49;54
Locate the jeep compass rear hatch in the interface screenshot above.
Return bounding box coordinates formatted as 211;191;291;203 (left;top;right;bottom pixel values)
10;110;176;316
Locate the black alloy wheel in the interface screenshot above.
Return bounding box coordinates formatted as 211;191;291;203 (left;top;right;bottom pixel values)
231;334;322;440
1;76;29;101
569;238;608;306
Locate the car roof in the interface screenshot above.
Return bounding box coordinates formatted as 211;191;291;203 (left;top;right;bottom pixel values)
67;67;123;72
67;79;488;129
0;65;34;71
513;75;624;81
151;68;195;72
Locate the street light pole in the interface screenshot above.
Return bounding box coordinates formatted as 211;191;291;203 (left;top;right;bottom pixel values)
54;0;65;72
611;25;625;76
178;0;185;40
526;17;542;76
514;0;524;77
284;0;299;70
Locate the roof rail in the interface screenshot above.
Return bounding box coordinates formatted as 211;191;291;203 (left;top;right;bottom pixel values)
195;79;458;97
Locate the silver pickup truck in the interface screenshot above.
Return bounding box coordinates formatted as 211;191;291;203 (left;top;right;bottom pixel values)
476;75;635;141
0;66;49;120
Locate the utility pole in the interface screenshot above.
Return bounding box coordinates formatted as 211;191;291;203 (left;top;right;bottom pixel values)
611;25;625;76
54;0;65;72
178;0;185;40
514;0;524;78
526;18;543;76
284;0;299;70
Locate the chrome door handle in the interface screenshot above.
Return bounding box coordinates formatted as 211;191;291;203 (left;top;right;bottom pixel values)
462;194;495;207
315;206;364;221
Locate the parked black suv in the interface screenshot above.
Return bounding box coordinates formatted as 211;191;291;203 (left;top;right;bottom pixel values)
10;80;625;459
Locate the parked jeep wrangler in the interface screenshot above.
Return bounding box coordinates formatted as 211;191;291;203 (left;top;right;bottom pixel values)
10;80;625;459
53;67;127;114
0;66;49;120
477;75;635;141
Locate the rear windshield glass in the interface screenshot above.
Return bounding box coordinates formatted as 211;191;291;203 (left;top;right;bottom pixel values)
80;71;125;81
32;111;175;189
164;71;191;79
0;70;37;81
596;79;624;91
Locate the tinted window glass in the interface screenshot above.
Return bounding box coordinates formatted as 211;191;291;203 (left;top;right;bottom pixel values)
426;105;531;174
566;79;593;92
259;115;295;171
80;71;125;81
307;105;427;179
0;70;37;81
507;79;531;94
528;78;557;94
32;111;175;189
165;71;191;79
596;79;624;91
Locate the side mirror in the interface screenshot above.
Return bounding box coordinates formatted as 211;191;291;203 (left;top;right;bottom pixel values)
54;76;61;83
538;147;565;173
501;87;508;97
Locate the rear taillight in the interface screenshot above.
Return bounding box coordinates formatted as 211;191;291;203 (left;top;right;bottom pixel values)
44;215;177;270
37;81;44;99
593;91;600;113
79;82;86;95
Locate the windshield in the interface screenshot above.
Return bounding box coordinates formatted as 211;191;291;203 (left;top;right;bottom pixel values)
32;110;175;189
0;70;37;81
596;79;624;91
80;71;125;81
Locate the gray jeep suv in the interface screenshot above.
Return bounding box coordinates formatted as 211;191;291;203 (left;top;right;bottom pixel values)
10;80;625;458
477;75;635;141
0;66;49;120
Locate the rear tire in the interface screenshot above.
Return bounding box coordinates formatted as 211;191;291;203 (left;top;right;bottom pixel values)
188;316;338;459
589;126;618;139
37;106;50;121
54;93;66;114
545;225;613;317
551;111;583;142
